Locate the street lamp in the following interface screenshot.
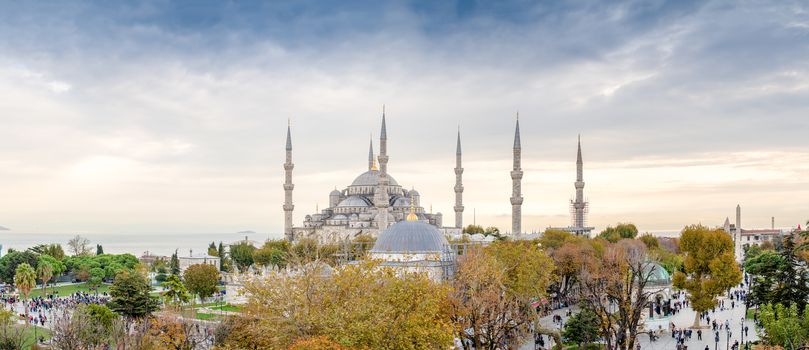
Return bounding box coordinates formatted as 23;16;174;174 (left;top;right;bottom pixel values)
726;328;731;350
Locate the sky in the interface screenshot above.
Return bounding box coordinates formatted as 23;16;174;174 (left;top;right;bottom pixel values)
0;0;807;238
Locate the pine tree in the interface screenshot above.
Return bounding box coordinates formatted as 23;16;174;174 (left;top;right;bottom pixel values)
107;271;159;319
208;242;218;256
170;250;180;275
217;242;228;272
96;244;104;255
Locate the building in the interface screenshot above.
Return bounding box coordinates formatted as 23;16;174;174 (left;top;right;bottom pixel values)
367;205;456;281
177;250;220;274
285;109;463;243
547;135;594;236
722;204;782;262
643;262;674;332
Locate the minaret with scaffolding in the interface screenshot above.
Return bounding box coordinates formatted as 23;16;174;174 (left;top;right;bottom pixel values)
569;135;593;236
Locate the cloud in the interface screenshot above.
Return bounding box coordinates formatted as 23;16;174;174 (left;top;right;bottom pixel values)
0;0;807;234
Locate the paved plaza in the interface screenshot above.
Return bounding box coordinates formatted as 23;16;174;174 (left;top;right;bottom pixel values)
522;287;759;350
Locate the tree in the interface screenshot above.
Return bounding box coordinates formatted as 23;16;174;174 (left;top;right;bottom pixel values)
551;241;598;300
36;261;53;296
599;223;639;242
757;303;809;348
208;242;218;256
484;240;556;300
745;235;809;310
287;336;351;350
67;235;92;256
28;244;65;260
537;228;579;250
183;263;219;302
217;241;228;271
107;271;159;319
146;314;213;350
578;239;659;350
88;267;105;294
463;224;484;234
0;250;38;284
229;242;256;272
563;308;601;348
450;248;533;350
161;274;190;308
0;308;27;350
227;260;453;349
14;263;36;318
639;234;659;249
253;247;285;267
672;225;742;328
51;304;119;349
96;244;104;255
170;250;180;275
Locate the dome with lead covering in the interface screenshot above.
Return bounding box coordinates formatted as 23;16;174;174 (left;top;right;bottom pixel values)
371;220;451;254
350;170;399;187
337;196;371;207
644;262;672;286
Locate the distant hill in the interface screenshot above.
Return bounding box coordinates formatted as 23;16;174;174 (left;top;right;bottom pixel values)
0;226;9;231
237;230;256;234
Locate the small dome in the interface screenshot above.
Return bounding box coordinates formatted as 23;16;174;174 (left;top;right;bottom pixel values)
392;196;410;207
409;189;420;197
330;189;342;196
644;262;672;286
333;214;348;220
337;196;372;208
350;170;399;187
371;221;451;254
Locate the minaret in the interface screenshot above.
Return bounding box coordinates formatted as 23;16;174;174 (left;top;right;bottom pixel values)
572;135;587;229
510;116;524;235
368;135;375;171
375;107;390;231
283;121;295;242
454;129;464;229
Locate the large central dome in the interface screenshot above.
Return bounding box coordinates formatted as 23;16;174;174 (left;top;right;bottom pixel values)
350;170;399;187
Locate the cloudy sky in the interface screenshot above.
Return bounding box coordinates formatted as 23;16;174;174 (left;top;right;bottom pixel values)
1;0;807;237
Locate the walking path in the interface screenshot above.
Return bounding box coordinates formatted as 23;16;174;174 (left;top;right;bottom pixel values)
521;287;759;350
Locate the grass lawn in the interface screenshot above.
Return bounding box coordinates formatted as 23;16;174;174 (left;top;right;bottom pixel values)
194;312;223;321
209;304;241;312
746;308;756;319
31;282;110;298
19;325;51;348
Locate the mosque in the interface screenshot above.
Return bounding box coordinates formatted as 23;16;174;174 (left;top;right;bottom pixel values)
282;110;469;243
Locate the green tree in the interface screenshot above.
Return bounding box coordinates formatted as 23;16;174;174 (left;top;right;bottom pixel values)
484;240;556;300
183;263;219;302
88;267;105;294
161;274;190;308
230;242;256;272
563;308;601;348
208;242;218;256
107;271;159;319
672;225;742;328
170;250;181;275
14;263;36;318
599;223;639;242
217;242;228;271
746;235;809;310
28;244;65;260
538;228;578;250
252;247;285;268
757;303;809;348
0;251;38;284
463;224;484;234
639;234;659;249
96;244;104;255
36;261;53;296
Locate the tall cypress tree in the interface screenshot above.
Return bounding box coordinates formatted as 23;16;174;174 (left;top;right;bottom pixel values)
217;242;227;272
170;250;180;275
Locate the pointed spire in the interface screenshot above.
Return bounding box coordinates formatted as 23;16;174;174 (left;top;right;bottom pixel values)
513;113;521;149
577;134;582;165
285;119;292;151
456;128;462;155
368;134;375;171
380;105;387;140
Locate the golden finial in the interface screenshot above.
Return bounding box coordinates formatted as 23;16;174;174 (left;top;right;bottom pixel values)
406;200;418;221
371;156;379;171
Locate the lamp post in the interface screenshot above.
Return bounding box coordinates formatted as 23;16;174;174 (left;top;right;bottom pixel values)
726;328;731;350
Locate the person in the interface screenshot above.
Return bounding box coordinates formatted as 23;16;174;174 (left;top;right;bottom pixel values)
744;325;748;337
705;345;710;350
698;329;702;340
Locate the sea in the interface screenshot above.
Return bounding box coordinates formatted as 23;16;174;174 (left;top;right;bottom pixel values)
0;231;281;257
0;230;682;257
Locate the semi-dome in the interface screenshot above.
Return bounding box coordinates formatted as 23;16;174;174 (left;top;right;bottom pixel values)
371;220;451;254
644;262;672;286
350;170;399;187
337;196;372;207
